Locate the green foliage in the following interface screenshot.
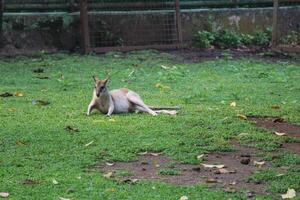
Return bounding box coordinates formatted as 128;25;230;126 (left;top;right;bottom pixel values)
282;31;300;45
252;29;271;46
194;31;215;48
214;29;241;48
193;28;272;48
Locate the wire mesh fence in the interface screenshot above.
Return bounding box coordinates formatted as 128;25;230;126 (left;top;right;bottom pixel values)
272;0;300;53
80;0;182;53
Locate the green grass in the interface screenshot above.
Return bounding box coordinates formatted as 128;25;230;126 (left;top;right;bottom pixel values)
0;50;300;199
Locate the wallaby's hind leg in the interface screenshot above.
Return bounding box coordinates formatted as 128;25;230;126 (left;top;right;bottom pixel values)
126;92;157;116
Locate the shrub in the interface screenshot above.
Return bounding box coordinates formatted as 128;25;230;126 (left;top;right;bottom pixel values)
214;29;241;48
241;34;254;45
252;30;271;46
194;30;215;48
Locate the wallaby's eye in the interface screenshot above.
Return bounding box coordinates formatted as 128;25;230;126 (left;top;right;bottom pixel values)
100;86;104;90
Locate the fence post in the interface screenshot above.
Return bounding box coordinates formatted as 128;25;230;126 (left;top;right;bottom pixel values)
175;0;182;47
0;0;3;47
272;0;279;48
80;0;90;54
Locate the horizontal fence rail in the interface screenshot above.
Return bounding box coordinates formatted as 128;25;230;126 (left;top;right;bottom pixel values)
3;0;300;12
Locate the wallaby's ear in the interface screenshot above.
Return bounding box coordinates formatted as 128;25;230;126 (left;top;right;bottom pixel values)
92;75;97;83
103;77;109;85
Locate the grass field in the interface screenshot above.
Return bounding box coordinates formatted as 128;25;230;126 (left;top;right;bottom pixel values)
0;50;299;199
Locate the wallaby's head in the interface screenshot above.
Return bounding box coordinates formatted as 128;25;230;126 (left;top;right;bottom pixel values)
92;76;109;97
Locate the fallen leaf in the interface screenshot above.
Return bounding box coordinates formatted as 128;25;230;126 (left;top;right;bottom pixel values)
180;196;188;200
276;174;285;177
119;178;138;184
106;162;114;166
271;105;280;109
237;114;247;120
161;65;169;70
197;154;204;160
229;181;236;185
105;188;116;193
84;141;94;147
238;132;249;137
15;92;23;97
103;172;113;178
206;178;218;183
138;151;148;155
108;118;116;122
32;100;50;106
8;108;16;112
65;126;79;133
281;188;296;199
202;164;225;169
59;197;71;200
230;102;236;107
0;92;13;97
151;160;160;168
150;152;162;156
0;192;9;198
274;132;286;136
254;161;266;167
155;83;171;91
16;141;25;145
218;168;236;174
52;179;59;185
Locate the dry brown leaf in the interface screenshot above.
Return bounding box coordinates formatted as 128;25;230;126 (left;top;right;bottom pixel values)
103;172;113;178
271;105;280;109
230;102;236;107
197;154;204;160
254;161;266;167
84;141;94;147
15;92;23;97
206;178;218;183
281;188;296;199
0;192;9;198
202;164;225;169
151;160;160;168
16;140;25;145
275;132;286;136
237;114;247;120
179;196;188;200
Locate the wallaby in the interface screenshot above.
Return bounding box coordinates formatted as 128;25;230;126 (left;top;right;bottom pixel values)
87;76;179;117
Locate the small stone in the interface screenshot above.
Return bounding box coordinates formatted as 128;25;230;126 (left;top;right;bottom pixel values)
246;192;254;198
240;153;251;157
240;158;250;165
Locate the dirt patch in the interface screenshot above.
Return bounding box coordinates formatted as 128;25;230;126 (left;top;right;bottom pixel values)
248;117;300;138
95;142;271;196
248;116;300;154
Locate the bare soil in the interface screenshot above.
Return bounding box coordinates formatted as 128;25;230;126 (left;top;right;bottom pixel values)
96;142;271;196
248;116;300;154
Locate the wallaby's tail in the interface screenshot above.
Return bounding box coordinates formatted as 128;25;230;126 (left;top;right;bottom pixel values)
148;106;181;110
